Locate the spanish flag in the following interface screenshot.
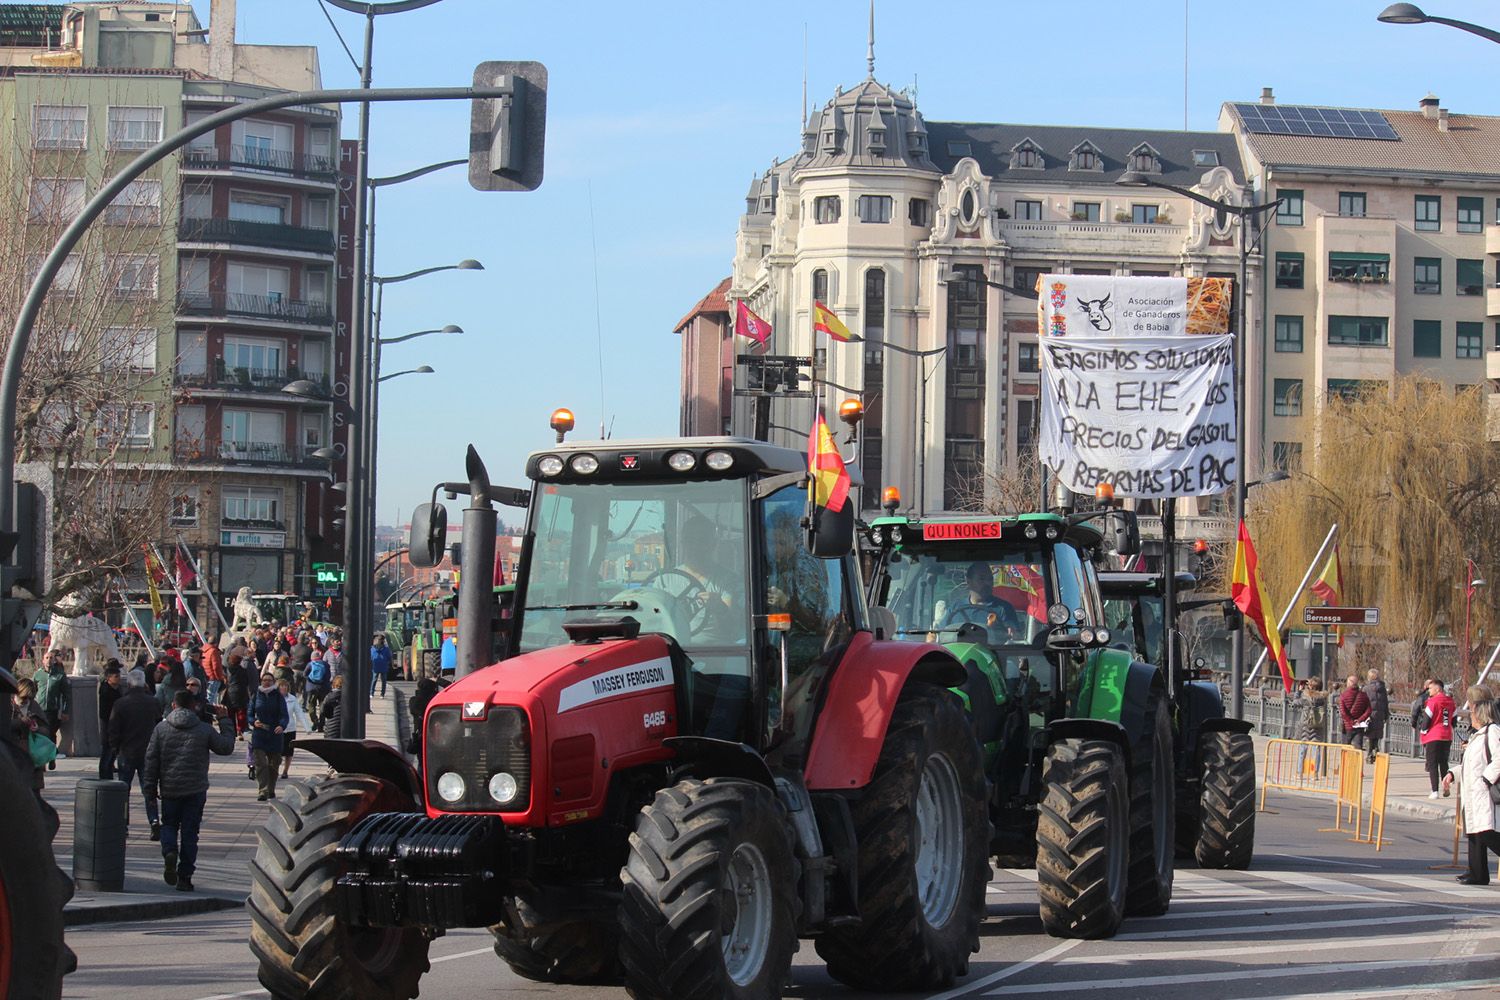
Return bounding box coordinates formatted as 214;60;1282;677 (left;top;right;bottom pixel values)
142;544;165;620
1309;544;1345;646
807;414;851;512
1231;520;1293;692
813;301;855;343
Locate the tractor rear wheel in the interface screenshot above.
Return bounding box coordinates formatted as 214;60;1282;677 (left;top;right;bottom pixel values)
0;737;74;1000
1195;731;1256;870
249;776;431;1000
619;778;797;1000
816;683;990;992
1037;739;1129;939
1125;693;1175;916
490;897;621;985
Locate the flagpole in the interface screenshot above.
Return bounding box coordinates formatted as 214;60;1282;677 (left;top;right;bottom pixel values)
176;537;233;636
1246;522;1337;684
151;541;208;647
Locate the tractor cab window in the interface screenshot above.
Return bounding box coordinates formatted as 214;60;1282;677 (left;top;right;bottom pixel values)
519;479;749;656
1104;593;1164;666
881;547;1049;649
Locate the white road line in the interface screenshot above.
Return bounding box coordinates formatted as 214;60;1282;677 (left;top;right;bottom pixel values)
1241;976;1500;1000
1052;928;1463;966
981;953;1500;995
191;945;494;1000
1001;867;1038;882
1245;868;1394;897
927;939;1081;1000
1353;872;1500;900
1112;910;1452;942
1170;870;1266;896
1260;852;1381;869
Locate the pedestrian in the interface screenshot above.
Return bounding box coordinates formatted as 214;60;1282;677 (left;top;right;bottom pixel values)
319;675;344;738
1421;677;1457;799
324;638;344;684
96;662;123;779
31;651;70;767
183;645;206;687
1363;668;1390;762
249;670;289;802
201;638;225;705
288;633;313;676
10;677;48;790
108;669;162;840
1297;678;1329;780
183;677;215;722
263;637;287;673
143;689;236;892
1338;673;1372;748
370;633;392;699
304;650;331;726
278;677;311;779
222;652;249;737
155;656;185;714
1443;686;1500;885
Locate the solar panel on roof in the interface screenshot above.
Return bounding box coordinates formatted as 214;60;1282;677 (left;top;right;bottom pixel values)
1233;103;1400;141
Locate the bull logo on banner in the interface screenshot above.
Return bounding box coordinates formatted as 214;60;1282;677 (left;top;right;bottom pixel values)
1076;294;1114;332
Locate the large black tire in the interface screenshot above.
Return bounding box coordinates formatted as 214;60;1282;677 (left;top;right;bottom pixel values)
249;776;432;1000
619;778;798;1000
490;897;621;985
1195;731;1256;870
1037;739;1129;939
815;684;990;992
0;738;74;1000
1125;692;1174;916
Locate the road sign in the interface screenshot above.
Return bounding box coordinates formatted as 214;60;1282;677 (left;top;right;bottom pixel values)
469;61;547;192
1304;606;1379;626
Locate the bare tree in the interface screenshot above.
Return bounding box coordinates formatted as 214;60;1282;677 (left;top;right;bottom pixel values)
950;453;1046;515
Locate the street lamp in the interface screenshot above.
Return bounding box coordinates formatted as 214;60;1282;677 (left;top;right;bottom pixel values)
1464;558;1487;694
1117;170;1282;721
1377;4;1500;42
378;364;435;383
379;323;462;346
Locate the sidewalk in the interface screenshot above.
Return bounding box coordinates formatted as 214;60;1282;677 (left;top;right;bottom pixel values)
1251;732;1455;824
46;685;409;926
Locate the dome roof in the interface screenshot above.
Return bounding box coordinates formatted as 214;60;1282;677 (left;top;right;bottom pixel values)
796;77;937;174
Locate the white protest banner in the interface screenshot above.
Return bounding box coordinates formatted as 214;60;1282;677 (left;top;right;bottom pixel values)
1037;274;1237;499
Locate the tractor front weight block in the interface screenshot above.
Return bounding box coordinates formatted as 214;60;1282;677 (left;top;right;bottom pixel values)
335;812;507;930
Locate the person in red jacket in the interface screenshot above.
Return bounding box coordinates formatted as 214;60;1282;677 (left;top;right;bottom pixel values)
201;639;226;706
1420;677;1457;798
1338;674;1373;747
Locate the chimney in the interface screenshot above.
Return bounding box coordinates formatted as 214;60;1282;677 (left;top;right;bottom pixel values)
1260;87;1275;105
208;0;236;81
1438;108;1451;132
1420;93;1440;118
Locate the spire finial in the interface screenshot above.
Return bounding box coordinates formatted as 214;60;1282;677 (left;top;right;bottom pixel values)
866;0;875;79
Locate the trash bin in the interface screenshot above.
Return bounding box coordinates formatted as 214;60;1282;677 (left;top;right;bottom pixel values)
73;778;128;892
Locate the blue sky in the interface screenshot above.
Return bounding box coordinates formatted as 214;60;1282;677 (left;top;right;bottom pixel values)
189;0;1500;525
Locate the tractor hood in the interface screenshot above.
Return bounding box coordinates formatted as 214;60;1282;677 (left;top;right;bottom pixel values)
428;634;678;714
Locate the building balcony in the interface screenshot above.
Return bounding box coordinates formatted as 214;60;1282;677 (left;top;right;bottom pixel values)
178;217;335;255
177;292;333;327
1487;287;1500;318
1137;514;1236;542
1487;227;1500;256
175;362;331;398
996;219;1186;256
1486;349;1500;382
182;144;337;182
173;440;330;469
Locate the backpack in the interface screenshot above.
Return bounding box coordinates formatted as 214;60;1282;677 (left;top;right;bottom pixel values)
308;658;329;684
1411;692;1429;731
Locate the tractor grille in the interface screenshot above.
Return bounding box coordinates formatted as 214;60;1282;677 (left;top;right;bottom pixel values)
424;705;532;813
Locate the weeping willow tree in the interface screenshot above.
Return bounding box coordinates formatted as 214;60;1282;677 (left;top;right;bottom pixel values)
1249;379;1500;691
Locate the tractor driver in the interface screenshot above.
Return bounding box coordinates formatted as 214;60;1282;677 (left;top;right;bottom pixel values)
653;516;740;643
939;561;1021;643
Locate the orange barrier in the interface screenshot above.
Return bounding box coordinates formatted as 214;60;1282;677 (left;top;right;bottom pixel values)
1351;752;1391;850
1259;737;1348;811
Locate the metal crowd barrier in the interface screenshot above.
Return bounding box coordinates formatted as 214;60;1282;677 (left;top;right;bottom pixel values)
1259;737;1350;812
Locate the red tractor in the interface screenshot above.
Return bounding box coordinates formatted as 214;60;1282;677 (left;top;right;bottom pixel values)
249;437;991;999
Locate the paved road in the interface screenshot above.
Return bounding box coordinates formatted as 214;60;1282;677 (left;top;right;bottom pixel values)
59;793;1500;999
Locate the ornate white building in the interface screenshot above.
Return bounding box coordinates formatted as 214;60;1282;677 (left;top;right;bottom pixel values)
726;69;1262;517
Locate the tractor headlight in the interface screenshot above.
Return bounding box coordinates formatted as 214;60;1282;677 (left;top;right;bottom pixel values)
436;771;466;803
666;450;697;472
1094;628;1111;645
891;526;903;543
488;772;520;805
1079;627;1096;645
1024;524;1039;539
704;450;734;471
1044;525;1060;540
537;455;564;477
570;454;599;475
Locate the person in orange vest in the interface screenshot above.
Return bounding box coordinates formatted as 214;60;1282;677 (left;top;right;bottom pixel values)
201;638;226;706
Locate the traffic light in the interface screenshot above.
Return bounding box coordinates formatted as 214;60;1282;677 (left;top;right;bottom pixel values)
469;61;547;192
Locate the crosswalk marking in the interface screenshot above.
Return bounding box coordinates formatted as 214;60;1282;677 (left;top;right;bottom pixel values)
1112;910;1451;942
1244;868;1393;897
1353;871;1498;899
1170;869;1265;896
1001;867;1038;882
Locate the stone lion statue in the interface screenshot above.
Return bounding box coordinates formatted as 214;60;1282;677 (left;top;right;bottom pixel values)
230;586;259;631
49;611;123;676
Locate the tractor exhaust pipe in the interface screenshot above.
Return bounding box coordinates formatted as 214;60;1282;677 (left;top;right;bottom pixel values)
457;444;498;678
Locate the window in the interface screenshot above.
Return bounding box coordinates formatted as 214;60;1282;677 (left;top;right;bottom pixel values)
33;105;85;149
222;486;282;525
229;192;288;224
1192;149;1220;167
96;404;153;448
1071;146;1098;170
1414;256;1442;294
946;140;971;157
857;195;892;223
1013;143;1041;169
1413;194;1441;231
863;268;885;345
1327;379;1384;401
104;327;157;371
1275;252;1304;289
301;412;325;449
102;179;161;226
303;268;330;305
1413;319;1442;358
106;106;163;150
28;254;82;296
813;195;841;223
182;184;212;221
1132;204;1159;224
1072;202;1100;222
305;194;332;231
1339;191;1367;217
1273;378;1303;416
239;119;293;167
307;126;333;168
908;198;931;226
812;269;828;305
1459;196;1484;233
1014;199;1043;220
1272;441;1304;472
1458;258;1485;294
1458;321;1483;358
1014;266;1046;295
1327;315;1389;347
1274;315;1304;353
1129;147;1159;172
169;488;199;528
1018;342;1039;373
227;261;290;305
28;178;84;224
1276;189;1303;226
108;255;159;299
223;336;285;375
1328;252;1389;282
221;409;285;460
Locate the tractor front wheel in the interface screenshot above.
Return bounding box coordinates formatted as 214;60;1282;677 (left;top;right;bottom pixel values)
816;683;990;992
0;737;74;1000
1195;731;1256;869
1125;692;1175;916
619;778;798;1000
1037;739;1129;939
249;776;432;1000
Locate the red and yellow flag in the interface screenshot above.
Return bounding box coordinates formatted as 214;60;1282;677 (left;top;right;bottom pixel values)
1231;520;1293;692
142;544;165;619
807;414;851;512
1309;544;1345;646
813;301;854;343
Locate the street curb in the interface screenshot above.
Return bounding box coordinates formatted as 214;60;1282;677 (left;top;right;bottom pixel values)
64;892;242;927
1259;781;1453;823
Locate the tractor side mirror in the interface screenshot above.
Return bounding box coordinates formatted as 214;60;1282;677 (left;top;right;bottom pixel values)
805;499;855;558
408;502;447;568
1111;510;1141;556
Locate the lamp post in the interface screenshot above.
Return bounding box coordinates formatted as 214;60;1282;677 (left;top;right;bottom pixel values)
378;364;435;383
1377;4;1500;42
1116;170;1282;720
1464;558;1487;694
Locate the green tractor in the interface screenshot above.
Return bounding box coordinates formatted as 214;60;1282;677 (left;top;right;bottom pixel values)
864;502;1247;938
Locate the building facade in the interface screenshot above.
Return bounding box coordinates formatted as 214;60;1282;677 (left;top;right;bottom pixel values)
674;276;731;436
